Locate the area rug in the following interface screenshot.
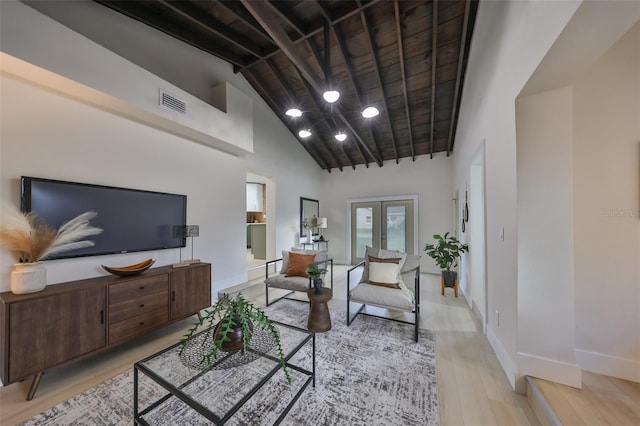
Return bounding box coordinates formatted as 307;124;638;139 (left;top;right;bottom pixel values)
21;300;438;425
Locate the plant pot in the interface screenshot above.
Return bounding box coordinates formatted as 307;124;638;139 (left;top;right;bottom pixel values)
213;316;253;352
11;262;47;294
441;270;457;288
313;278;323;293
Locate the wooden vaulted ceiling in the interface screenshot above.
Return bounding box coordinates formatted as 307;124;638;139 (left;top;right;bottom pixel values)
95;0;479;172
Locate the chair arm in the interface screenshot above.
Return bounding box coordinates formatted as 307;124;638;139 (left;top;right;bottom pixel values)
347;260;365;291
265;258;283;279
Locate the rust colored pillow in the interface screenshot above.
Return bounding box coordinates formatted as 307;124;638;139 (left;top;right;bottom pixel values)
285;252;316;277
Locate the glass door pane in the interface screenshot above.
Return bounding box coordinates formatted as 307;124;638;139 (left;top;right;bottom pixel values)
383;205;407;252
350;202;379;263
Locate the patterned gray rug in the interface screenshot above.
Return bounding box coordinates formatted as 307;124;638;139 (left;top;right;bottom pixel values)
22;300;438;425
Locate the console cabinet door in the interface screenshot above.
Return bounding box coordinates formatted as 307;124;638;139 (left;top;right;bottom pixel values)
8;286;106;382
170;264;211;320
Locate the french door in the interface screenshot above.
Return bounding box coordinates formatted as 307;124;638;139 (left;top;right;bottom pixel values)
350;199;414;264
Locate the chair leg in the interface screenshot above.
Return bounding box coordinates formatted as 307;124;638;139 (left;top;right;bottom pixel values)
441;277;445;296
265;283;270;306
454;279;459;298
414;307;419;342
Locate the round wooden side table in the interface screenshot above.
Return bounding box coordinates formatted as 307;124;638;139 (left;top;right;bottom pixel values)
307;287;332;333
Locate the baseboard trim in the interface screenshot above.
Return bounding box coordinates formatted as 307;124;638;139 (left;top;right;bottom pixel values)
526;376;561;426
517;352;582;388
575;349;640;383
487;325;518;391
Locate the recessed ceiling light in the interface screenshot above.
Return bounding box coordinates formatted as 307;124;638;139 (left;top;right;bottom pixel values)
323;90;340;103
299;129;312;138
286;108;302;117
362;106;379;118
335;132;347;142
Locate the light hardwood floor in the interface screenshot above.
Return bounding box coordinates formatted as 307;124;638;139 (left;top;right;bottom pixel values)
1;265;540;425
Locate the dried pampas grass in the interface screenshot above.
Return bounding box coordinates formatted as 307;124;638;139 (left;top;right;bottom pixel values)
0;206;102;263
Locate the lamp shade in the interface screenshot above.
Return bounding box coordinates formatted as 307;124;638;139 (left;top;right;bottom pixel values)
317;217;327;228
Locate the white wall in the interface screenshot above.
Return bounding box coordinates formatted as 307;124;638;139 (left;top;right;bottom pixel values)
572;23;640;382
516;87;580;387
455;0;640;389
0;1;321;294
321;155;452;272
452;0;582;389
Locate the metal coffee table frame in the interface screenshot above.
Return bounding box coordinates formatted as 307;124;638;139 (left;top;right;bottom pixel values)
134;321;315;425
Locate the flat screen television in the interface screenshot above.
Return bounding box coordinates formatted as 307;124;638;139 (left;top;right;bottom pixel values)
21;176;187;260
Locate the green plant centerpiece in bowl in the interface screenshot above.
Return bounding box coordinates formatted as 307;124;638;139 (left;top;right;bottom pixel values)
306;263;327;293
424;232;469;287
179;293;290;382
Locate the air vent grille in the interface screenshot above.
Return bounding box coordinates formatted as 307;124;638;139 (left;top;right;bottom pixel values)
160;90;186;115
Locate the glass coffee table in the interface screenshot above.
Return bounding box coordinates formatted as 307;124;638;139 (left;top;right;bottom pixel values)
134;321;315;425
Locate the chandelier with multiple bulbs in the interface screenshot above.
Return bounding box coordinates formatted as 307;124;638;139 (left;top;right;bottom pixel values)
285;26;380;143
285;92;379;142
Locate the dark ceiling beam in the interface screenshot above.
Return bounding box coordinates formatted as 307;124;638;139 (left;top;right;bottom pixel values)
96;0;249;67
447;0;471;157
242;69;331;172
240;0;384;72
316;1;380;168
394;1;415;161
216;0;274;44
266;60;347;171
157;0;264;59
266;1;307;36
240;0;324;94
430;0;439;159
326;8;383;167
357;1;399;164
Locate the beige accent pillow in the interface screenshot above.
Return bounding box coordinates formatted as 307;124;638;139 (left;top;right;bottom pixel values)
360;246;408;289
285;252;316;277
367;255;402;288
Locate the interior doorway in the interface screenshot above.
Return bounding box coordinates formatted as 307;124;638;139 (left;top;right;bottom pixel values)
246;172;274;277
468;143;487;331
350;198;415;264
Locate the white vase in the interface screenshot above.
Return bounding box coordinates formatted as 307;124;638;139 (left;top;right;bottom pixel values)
11;262;47;294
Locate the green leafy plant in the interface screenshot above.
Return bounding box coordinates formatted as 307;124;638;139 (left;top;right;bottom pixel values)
424;232;469;271
306;263;328;293
179;293;290;383
305;263;327;281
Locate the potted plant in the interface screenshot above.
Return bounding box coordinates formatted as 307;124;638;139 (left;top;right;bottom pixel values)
179;293;290;382
424;232;469;287
306;263;327;293
0;206;102;294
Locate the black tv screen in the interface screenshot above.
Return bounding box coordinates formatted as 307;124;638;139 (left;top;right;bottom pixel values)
21;176;187;260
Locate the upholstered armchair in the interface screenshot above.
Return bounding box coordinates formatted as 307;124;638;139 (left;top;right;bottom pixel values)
264;249;333;306
347;247;420;341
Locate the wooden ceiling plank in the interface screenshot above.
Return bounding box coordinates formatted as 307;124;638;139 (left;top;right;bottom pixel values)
216;0;274;44
357;0;400;164
158;0;264;58
395;1;416;161
430;0;439;159
446;0;471;156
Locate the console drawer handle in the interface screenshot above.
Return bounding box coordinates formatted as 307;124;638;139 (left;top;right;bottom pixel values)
139;322;144;326
139;286;145;290
140;304;145;308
